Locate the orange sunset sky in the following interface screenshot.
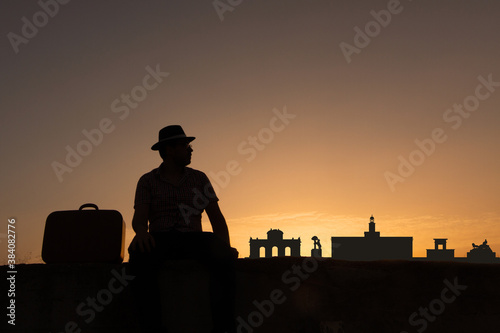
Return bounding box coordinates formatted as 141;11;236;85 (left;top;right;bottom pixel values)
1;0;499;264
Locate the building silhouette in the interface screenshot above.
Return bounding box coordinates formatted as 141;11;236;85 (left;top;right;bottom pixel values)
415;238;499;263
331;216;413;261
467;239;497;263
249;229;301;258
426;238;455;261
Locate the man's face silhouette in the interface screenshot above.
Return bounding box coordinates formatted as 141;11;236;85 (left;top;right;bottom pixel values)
164;140;193;166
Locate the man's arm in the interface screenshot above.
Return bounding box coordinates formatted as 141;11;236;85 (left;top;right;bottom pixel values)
206;201;238;258
205;201;231;245
129;203;155;253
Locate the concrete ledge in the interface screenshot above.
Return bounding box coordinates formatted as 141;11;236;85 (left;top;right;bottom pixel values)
5;258;500;332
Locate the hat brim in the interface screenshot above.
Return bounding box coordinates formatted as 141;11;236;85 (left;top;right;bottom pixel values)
151;136;195;150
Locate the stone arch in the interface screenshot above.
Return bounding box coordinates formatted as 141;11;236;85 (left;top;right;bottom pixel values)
272;246;279;257
259;246;266;258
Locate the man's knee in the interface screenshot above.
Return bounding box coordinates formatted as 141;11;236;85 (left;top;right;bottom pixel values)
202;234;234;260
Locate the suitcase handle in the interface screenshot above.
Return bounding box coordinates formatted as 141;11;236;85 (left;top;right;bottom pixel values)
79;203;99;210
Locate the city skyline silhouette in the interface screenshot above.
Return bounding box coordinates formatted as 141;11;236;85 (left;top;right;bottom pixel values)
248;216;499;263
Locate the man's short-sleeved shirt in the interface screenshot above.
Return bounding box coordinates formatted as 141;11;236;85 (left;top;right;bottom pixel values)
134;165;218;232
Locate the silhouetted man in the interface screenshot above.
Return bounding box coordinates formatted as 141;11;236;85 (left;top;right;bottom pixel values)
128;125;238;333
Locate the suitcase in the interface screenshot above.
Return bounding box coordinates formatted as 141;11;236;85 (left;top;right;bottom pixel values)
42;203;125;264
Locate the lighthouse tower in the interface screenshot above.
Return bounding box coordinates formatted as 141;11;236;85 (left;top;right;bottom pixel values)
364;215;380;238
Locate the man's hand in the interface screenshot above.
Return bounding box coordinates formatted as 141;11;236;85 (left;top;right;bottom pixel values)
130;204;153;253
129;232;156;253
230;247;239;259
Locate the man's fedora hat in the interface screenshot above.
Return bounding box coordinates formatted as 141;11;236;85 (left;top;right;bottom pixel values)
151;125;195;150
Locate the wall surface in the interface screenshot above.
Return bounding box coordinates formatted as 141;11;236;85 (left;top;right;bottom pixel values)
5;258;500;333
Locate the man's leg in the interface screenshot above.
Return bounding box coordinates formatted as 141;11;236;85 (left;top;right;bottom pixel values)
183;232;237;333
143;231;237;332
129;234;172;333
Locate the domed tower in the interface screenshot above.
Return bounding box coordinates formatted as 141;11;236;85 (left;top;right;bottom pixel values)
267;229;284;242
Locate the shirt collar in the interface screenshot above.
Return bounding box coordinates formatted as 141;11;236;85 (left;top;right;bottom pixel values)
155;163;191;184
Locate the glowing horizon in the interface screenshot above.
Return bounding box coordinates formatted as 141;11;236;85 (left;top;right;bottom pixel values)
1;0;499;266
